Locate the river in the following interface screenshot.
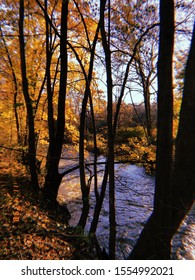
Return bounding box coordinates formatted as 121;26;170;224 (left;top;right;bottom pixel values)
58;152;195;260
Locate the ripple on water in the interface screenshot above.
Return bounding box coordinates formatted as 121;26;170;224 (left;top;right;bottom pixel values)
58;156;195;259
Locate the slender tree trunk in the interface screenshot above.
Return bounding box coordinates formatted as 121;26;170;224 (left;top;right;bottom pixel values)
89;94;98;203
90;9;153;240
128;0;174;259
100;0;116;259
44;0;56;199
144;87;152;140
45;0;55;151
13;91;22;145
77;23;100;228
135;55;153;142
89;164;109;233
142;72;152;141
19;0;39;187
78;84;90;228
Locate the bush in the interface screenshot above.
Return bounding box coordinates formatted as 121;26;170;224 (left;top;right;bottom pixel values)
115;126;145;143
64;123;79;144
85;134;107;155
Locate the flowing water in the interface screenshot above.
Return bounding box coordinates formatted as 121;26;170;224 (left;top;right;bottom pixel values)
58;152;195;260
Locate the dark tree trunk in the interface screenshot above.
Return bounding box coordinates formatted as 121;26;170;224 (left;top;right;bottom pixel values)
44;0;55;170
170;22;195;237
44;0;69;202
89;7;158;242
154;0;174;223
100;0;116;259
77;23;100;228
19;0;39;187
144;88;152;140
44;0;57;201
128;0;174;259
129;213;173;260
135;57;152;141
142;74;152;141
13;91;22;145
78;82;90;228
89;163;109;233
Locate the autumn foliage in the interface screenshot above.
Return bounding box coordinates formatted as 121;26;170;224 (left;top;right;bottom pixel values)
0;0;194;260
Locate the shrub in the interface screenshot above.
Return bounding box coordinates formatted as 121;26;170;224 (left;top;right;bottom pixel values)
115;126;145;143
85;134;107;155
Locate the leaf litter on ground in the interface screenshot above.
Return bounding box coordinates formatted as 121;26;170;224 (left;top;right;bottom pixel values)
0;150;97;260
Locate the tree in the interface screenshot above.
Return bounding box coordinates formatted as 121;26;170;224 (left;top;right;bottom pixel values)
1;0;49;156
111;0;159;142
1;0;194;260
128;0;175;259
128;5;195;261
19;0;39;187
100;0;116;259
171;22;195;241
43;0;69;202
0;26;21;145
75;4;100;228
134;40;158;141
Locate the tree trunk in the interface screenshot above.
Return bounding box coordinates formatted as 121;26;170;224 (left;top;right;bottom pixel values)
13;91;22;145
170;22;195;237
44;0;56;171
19;0;39;187
100;0;116;259
89;163;109;233
135;57;152;141
77;23;100;228
144;87;152;140
128;0;174;259
44;0;69;202
154;0;174;220
44;0;57;201
132;22;195;260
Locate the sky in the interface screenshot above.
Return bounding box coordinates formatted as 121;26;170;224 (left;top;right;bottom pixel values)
97;0;195;105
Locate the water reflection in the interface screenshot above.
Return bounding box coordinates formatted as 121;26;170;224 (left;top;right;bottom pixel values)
58;155;195;259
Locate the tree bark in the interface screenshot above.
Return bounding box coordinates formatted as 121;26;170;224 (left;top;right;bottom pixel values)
77;22;100;228
89;163;109;233
44;0;56;175
128;17;195;263
171;22;195;237
19;0;39;187
135;57;152;141
44;0;69;202
128;0;174;259
100;0;116;259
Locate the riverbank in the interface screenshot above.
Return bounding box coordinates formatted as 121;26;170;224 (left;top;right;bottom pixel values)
0;150;97;260
85;137;156;174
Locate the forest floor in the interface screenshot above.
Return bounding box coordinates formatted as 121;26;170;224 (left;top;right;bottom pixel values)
0;150;97;260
